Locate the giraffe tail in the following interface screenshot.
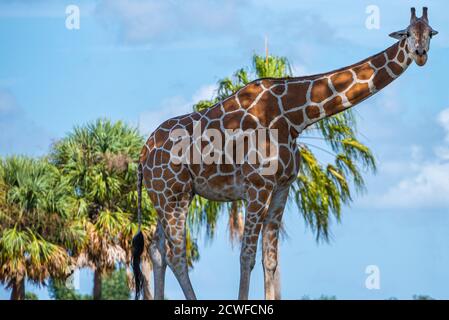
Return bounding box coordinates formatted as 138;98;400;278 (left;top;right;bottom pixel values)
132;163;144;300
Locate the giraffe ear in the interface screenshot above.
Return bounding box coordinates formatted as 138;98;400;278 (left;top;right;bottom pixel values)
389;29;408;39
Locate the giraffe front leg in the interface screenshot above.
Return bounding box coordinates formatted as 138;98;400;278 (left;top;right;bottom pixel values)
273;259;281;300
262;229;281;300
262;187;289;300
238;186;273;300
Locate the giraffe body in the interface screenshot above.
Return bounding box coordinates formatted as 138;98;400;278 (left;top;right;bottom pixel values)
134;7;437;300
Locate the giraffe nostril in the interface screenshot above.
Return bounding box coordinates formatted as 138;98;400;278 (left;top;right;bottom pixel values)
415;49;427;56
415;49;424;56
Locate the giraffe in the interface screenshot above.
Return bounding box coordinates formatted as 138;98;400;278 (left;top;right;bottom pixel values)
132;7;438;300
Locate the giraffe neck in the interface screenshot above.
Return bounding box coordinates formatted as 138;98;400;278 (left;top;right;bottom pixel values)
281;39;412;134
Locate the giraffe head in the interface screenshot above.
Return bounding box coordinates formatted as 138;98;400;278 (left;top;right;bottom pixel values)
389;7;438;66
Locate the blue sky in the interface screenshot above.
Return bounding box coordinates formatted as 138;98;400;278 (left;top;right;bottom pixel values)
1;0;449;299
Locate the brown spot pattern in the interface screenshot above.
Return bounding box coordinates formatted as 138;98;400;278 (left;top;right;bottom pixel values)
241;114;258;130
330;71;353;92
387;62;403;76
281;82;309;110
373;68;393;90
397;51;405;63
353;63;374;80
345;83;370;104
305;105;320;119
205;106;223;119
371;54;386;68
323;96;343;116
386;44;399;60
248;92;279;127
271;84;286;96
285;109;304;127
223;110;244;130
311;78;333;103
223;99;239;112
238;83;264;109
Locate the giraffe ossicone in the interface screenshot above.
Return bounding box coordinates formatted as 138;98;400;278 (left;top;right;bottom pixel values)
132;7;438;300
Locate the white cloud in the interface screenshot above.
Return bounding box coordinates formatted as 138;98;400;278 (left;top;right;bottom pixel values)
362;107;449;209
94;0;241;45
138;84;217;135
375;162;449;208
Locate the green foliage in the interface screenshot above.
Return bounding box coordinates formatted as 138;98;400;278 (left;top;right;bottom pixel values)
188;196;223;240
0;119;202;299
49;268;130;300
25;292;39;300
101;267;130;300
253;54;292;78
49;119;156;273
48;278;91;300
0;157;74;291
50;119;152;221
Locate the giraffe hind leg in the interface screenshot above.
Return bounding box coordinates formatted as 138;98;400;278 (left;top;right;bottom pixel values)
150;220;167;300
144;150;196;299
159;197;196;300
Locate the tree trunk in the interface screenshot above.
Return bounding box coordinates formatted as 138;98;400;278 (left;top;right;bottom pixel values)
10;278;25;300
142;259;153;300
93;270;102;300
229;201;244;245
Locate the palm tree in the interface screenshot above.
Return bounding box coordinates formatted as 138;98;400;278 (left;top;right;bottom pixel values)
191;54;376;244
49;119;157;299
0;157;81;299
49;119;201;299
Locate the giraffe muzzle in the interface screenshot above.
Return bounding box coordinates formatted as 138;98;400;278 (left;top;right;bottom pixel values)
414;52;428;66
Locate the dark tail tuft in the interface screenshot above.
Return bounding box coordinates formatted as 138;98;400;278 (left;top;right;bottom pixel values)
132;163;144;300
132;230;144;300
